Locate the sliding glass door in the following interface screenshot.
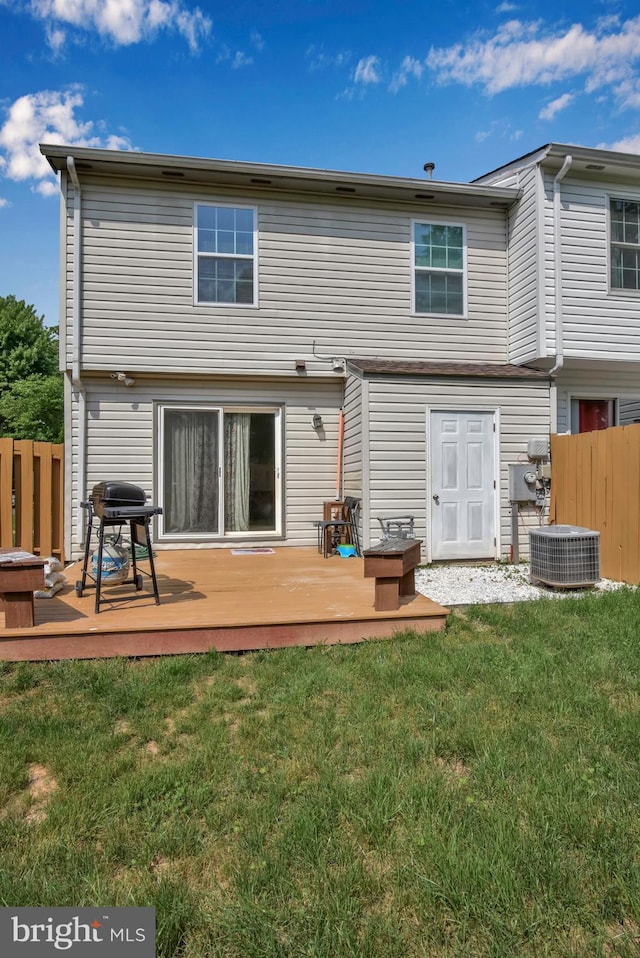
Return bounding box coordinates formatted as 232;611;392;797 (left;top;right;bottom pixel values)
159;405;281;538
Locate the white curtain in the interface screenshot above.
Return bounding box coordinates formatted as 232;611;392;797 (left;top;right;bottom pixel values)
224;413;251;532
164;410;218;534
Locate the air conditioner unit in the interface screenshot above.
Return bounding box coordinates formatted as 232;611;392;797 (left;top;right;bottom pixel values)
529;525;600;588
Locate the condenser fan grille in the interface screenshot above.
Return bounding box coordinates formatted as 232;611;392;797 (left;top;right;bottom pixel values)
529;525;600;588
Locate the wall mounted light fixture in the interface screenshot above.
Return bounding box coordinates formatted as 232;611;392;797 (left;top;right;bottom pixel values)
312;414;323;430
111;371;136;387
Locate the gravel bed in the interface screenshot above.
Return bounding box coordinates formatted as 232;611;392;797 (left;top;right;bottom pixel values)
415;562;629;607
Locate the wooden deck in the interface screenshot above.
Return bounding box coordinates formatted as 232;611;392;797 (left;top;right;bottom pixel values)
0;548;449;661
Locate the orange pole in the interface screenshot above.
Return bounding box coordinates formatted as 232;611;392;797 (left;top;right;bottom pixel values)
335;408;345;500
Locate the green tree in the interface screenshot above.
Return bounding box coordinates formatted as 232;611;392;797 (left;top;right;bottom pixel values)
0;295;63;442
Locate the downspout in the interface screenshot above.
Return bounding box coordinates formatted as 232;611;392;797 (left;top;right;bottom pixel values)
335;408;345;500
549;154;572;431
67;156;87;548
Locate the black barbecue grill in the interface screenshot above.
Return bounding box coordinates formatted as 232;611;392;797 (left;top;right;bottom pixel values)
76;481;162;613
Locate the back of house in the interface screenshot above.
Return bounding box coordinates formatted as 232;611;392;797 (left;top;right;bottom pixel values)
42;143;583;562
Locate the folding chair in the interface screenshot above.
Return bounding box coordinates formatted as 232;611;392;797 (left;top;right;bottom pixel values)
376;515;415;541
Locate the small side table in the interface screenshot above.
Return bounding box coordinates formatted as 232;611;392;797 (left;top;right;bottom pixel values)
0;549;46;628
363;538;422;611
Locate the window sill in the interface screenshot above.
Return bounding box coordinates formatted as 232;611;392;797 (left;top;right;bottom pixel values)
607;287;640;299
194;301;259;309
412;311;468;321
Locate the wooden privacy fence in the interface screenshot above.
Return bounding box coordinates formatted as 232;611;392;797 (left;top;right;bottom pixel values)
0;439;64;562
550;424;640;584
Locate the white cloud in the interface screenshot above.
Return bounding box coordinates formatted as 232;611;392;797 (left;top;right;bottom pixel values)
0;88;137;196
28;0;212;52
35;179;59;196
0;197;9;208
427;16;640;108
306;45;351;71
496;2;517;12
600;134;640;154
232;51;253;69
45;23;66;54
251;30;263;51
475;118;523;143
539;92;575;120
354;55;381;85
389;55;424;93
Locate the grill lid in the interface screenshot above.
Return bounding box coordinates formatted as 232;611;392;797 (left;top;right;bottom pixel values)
91;481;147;506
90;482;148;518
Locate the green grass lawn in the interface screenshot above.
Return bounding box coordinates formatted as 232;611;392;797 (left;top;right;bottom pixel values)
1;590;640;957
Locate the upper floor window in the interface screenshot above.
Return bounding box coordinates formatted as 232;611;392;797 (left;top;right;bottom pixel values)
195;204;256;305
413;221;466;316
610;199;640;291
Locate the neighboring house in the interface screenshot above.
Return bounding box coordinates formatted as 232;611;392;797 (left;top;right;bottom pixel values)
41;144;555;563
474;143;640;433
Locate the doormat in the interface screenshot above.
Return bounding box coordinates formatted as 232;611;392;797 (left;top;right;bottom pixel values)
231;548;276;555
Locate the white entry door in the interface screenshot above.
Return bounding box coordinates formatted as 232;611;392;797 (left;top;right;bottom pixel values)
430;410;496;560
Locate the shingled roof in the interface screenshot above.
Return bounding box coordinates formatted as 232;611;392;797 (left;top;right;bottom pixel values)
347;360;552;380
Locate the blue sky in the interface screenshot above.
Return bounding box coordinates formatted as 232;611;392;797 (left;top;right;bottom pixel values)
3;0;640;327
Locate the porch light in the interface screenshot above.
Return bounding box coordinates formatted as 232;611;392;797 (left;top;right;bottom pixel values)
111;371;136;387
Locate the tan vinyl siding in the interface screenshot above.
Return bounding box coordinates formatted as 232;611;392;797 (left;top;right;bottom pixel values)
546;172;640;361
67;177;509;374
64;179;75;367
542;170;556;356
364;376;550;559
67;374;343;558
343;374;363;500
483;172;521;189
619;400;640;424
506;165;539;363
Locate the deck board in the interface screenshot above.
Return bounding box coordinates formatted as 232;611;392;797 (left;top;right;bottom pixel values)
0;548;449;660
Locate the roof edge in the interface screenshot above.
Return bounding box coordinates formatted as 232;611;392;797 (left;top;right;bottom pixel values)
348;359;553;380
474;141;640;183
39;143;519;205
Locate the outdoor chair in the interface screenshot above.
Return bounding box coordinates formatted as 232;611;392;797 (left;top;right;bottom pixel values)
376;514;415;541
315;497;362;558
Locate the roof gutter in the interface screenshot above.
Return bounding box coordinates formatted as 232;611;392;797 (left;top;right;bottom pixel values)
67;155;87;546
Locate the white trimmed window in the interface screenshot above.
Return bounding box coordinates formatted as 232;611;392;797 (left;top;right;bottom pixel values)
413;220;466;316
158;404;282;539
610;198;640;291
195;203;256;305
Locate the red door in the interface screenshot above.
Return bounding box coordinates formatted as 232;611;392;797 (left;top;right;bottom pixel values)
578;399;612;433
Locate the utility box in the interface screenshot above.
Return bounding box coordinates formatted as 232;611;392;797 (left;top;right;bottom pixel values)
527;437;550;460
509;463;537;502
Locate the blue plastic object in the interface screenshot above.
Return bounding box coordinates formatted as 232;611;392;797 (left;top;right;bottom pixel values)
336;544;357;558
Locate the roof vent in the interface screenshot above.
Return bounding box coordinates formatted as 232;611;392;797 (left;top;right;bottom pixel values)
162;170;184;178
423;162;435;179
251;177;273;185
415;193;434;200
336;186;356;194
585;164;605;171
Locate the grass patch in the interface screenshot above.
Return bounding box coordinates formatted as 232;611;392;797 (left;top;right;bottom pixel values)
2;592;640;956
